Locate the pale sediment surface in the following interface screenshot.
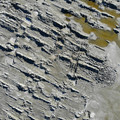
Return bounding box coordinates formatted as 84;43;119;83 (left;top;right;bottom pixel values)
86;42;120;120
0;0;120;120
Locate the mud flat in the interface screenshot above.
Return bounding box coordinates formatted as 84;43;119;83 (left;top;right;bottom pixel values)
0;0;120;120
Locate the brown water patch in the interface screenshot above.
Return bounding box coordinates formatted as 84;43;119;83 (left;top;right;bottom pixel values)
64;13;119;47
65;13;73;17
83;0;120;18
105;8;120;18
82;0;120;17
64;0;120;47
89;29;118;47
100;18;117;29
87;0;103;12
86;0;120;18
80;0;103;11
65;13;73;22
81;0;120;20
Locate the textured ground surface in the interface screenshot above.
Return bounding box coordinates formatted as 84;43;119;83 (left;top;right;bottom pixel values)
0;0;120;120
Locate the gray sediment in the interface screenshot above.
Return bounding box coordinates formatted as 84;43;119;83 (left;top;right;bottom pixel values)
0;0;120;120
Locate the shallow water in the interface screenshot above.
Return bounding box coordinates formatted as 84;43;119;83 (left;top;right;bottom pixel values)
82;0;120;18
65;13;119;47
82;0;102;11
64;0;120;47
